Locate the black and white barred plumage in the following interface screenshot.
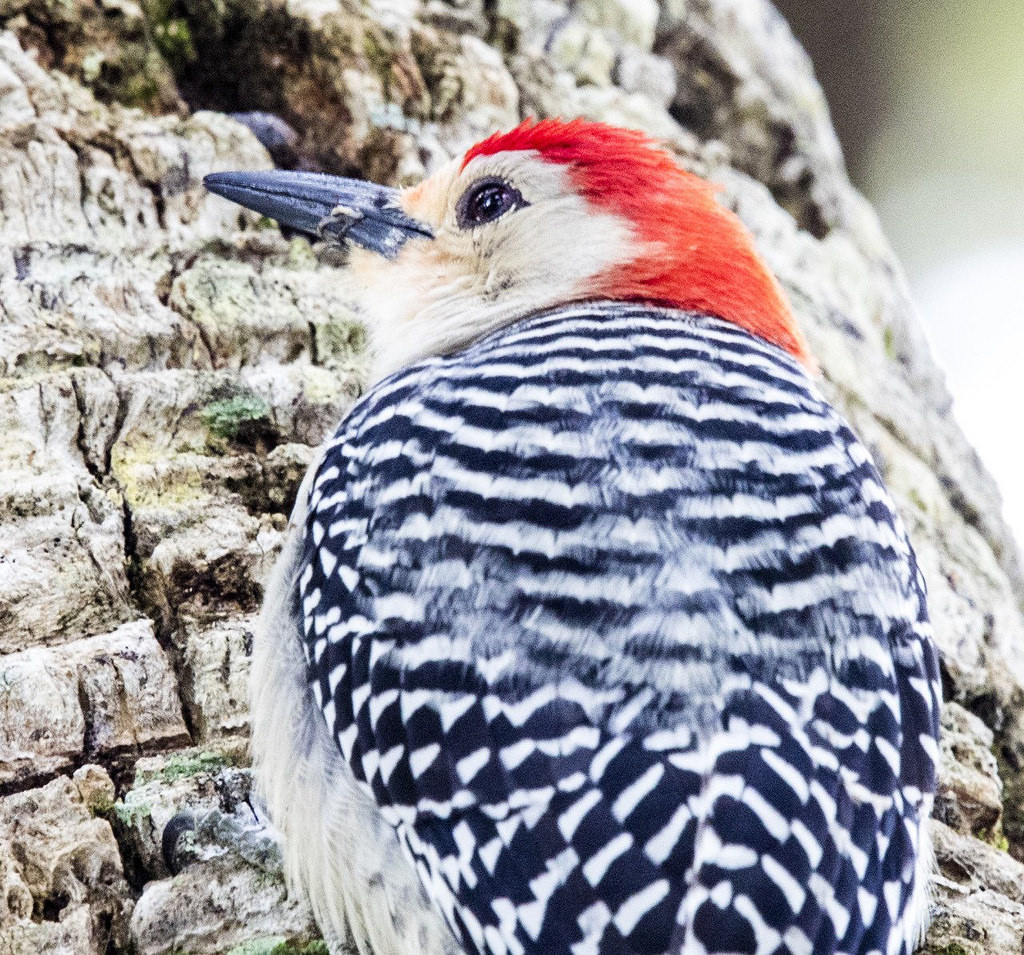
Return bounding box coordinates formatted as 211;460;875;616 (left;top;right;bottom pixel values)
296;303;940;955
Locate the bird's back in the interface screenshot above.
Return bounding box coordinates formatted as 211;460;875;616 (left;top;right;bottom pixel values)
298;303;940;955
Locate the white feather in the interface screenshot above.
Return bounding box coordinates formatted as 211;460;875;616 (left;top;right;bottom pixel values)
902;807;935;951
250;451;459;954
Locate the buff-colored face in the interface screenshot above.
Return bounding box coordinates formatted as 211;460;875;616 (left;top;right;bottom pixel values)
346;151;635;380
206;119;809;374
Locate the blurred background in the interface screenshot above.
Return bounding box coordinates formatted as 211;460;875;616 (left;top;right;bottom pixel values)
775;0;1024;546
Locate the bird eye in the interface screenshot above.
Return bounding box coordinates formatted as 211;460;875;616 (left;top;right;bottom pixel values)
456;178;526;229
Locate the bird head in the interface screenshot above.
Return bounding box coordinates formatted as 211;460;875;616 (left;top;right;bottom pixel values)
206;119;810;378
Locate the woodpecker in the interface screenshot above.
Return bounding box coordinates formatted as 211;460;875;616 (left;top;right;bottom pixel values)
206;118;941;955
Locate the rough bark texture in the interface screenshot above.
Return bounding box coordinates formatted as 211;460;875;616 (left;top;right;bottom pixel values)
0;0;1021;952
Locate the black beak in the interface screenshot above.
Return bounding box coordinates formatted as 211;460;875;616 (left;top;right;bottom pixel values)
203;170;433;258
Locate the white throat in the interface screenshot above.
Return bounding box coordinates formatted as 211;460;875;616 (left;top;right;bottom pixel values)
343;152;637;385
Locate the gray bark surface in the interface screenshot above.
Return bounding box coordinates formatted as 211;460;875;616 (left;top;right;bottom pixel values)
0;0;1020;951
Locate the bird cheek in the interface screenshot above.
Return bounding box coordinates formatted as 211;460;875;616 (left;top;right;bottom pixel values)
479;266;517;304
403;242;479;309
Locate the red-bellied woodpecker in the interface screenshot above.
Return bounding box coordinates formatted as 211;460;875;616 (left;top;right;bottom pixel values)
205;118;940;955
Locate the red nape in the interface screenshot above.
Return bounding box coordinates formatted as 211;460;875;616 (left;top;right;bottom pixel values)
463;118;812;365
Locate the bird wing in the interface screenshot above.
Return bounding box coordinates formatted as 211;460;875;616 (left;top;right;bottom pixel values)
299;304;940;955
